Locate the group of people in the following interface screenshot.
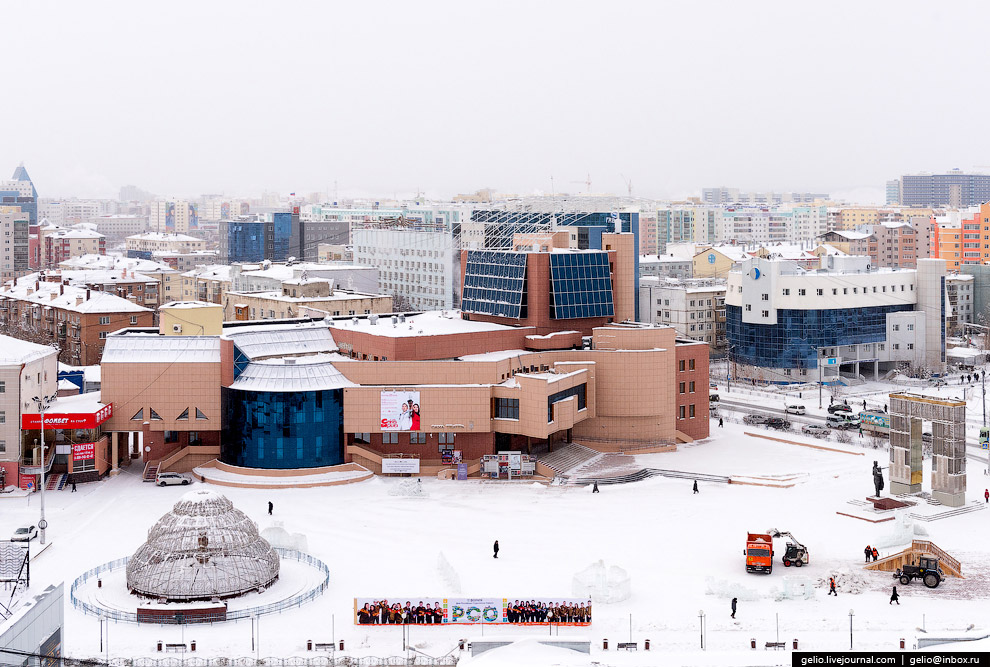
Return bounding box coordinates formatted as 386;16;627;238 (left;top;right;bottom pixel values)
864;545;879;562
960;371;984;385
507;600;592;624
357;600;443;624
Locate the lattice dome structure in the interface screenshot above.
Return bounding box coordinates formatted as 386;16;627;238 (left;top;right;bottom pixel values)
126;490;279;601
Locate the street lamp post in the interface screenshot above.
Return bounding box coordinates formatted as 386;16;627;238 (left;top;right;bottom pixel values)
31;392;57;545
698;610;706;650
848;609;854;650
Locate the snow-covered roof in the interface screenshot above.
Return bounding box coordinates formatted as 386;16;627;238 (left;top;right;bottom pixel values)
59;253;176;274
0;279;152;314
159;300;221;310
48;227;104;239
824;230;871;240
183;265;232;281
225;289;384;304
49;390;107;414
57;379;78;390
230;354;355;392
224;323;337;360
458;349;529;362
101;335;221;363
0;334;56;365
128;232;203;242
83;365;101;382
51;269;158;284
239;263;370;282
328;310;524;338
639;254;693;263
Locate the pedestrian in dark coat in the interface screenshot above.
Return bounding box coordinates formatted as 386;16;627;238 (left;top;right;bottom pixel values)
872;547;879;562
985;488;989;503
493;540;499;559
718;417;724;428
828;577;837;596
693;480;699;494
730;597;737;618
268;501;273;515
889;586;899;605
71;480;77;492
864;545;872;563
863;399;867;410
592;480;599;493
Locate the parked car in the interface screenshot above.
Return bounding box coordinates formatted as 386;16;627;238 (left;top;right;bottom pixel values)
765;417;791;431
802;424;831;438
710;382;719;390
743;413;769;425
827;404;854;415
929;378;947;388
826;415;860;429
156;472;192;486
11;524;38;542
709;392;720;403
922;432;933;444
785;404;806;415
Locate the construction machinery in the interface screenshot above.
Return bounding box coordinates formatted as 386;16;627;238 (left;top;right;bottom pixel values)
768;528;809;568
896;556;943;588
744;532;774;574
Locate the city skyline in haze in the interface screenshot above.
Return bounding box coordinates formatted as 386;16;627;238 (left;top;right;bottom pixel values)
5;0;990;203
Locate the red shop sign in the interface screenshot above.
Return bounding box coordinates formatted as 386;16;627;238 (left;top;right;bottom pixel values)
73;442;96;461
21;404;113;429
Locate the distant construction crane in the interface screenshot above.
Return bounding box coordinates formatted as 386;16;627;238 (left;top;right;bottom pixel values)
620;174;633;197
571;173;592;193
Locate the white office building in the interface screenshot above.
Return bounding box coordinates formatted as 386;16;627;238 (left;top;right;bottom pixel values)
352;227;456;310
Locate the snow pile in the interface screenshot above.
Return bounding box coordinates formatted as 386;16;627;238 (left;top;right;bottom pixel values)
437;551;462;594
704;577;762;601
873;508;928;549
388;478;429;498
818;566;871;594
571;560;630;603
260;522;309;553
460;638;594;667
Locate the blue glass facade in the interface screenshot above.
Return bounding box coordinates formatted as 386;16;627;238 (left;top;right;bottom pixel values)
270;212;291;262
461;251;528;318
726;304;913;369
126;249;153;260
221;387;345;469
224;221;266;263
549;253;614;319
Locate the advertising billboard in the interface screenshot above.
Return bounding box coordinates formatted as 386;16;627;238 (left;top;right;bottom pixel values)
353;597;592;625
72;442;96;461
21;404;113;429
381;458;420;474
380;391;421;431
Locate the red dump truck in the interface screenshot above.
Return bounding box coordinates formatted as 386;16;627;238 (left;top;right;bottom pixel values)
744;532;774;574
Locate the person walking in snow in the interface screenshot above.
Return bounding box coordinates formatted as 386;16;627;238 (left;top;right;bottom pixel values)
592;480;599;493
858;426;864;438
889;586;900;605
268;501;273;515
985;488;989;503
864;545;872;563
718;417;724;428
863;399;867;410
872;547;879;562
730;597;737;619
828;577;837;596
693;480;699;494
71;479;77;492
493;540;499;559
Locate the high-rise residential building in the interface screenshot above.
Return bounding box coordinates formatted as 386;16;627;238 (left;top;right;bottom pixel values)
126;232;210;258
88;214;150;241
42;227;106;268
932;203;990;270
0;164;38;225
657;207;716;249
886;179;902;205
847;218;935;269
726;255;947;383
150;200;199;233
702;187;828;206
0;207;30;279
897;170;990;208
352;226;457;311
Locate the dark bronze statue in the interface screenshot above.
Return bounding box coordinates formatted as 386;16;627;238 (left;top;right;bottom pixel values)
873;460;885;497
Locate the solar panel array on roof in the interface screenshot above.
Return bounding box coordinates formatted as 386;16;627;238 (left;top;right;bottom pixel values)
549;252;614;319
461;250;527;319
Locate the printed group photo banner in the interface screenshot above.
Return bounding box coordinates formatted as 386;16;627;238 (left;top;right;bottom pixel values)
354;597;592;626
380;391;422;431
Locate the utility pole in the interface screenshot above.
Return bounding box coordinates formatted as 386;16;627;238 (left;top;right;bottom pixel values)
32;392;57;545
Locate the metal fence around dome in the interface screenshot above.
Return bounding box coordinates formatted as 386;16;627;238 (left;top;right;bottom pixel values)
70;549;329;625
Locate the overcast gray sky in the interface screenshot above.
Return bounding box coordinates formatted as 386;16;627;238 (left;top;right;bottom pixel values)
5;0;989;202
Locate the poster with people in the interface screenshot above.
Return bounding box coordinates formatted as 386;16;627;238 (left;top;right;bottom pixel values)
380;391;421;431
353;597;592;626
354;598;445;624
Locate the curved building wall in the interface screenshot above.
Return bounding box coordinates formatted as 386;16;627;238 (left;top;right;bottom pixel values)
221;388;344;468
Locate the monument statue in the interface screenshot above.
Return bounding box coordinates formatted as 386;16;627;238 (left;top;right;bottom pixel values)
872;460;885;498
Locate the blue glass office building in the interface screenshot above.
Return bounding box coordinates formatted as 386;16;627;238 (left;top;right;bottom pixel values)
1;165;38;225
221;214;291;263
725;304;914;371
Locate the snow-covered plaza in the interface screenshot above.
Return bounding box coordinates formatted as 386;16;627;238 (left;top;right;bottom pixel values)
3;380;990;666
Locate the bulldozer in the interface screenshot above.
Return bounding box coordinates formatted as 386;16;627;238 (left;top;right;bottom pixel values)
768;528;809;568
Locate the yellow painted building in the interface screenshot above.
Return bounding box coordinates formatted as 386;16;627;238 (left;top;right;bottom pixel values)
159;301;224;336
692;247;746;278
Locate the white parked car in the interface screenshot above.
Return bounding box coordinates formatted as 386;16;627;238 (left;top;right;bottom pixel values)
11;524;38;542
785;404;806;415
802;424;831;438
156;472;192;486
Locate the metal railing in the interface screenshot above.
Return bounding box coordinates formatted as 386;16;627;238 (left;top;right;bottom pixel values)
70;549;330;625
102;657;458;667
